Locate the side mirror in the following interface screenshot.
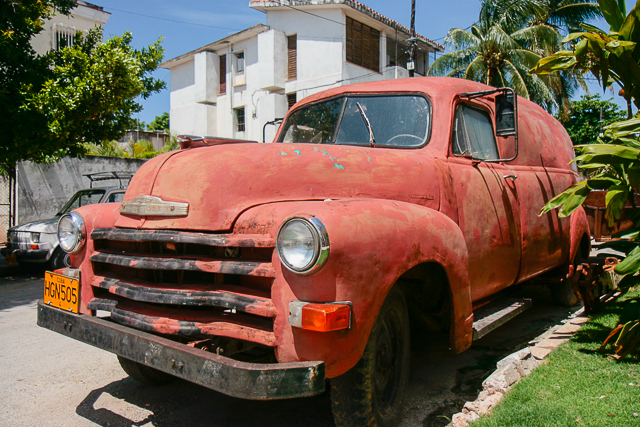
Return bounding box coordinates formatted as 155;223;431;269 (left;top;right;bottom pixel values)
496;90;516;137
459;87;519;163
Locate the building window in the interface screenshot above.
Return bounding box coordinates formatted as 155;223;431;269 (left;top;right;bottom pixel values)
287;93;297;110
287;35;297;80
235;51;245;74
219;54;227;94
346;16;380;72
235;107;245;133
54;24;76;50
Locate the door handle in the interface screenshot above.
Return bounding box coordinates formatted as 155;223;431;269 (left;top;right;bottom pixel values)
503;174;518;181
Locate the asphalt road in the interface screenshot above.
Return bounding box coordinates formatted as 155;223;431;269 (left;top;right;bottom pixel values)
0;270;580;427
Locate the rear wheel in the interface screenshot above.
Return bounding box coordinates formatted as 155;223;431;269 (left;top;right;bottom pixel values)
549;247;583;307
117;356;175;386
330;288;410;427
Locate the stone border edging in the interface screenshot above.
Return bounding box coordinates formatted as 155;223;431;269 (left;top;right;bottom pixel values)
448;309;589;427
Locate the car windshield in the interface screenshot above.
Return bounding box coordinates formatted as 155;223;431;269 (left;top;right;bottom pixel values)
57;189;106;215
279;94;430;147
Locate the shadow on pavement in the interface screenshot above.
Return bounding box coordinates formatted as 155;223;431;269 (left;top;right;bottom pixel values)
0;275;43;311
77;376;335;427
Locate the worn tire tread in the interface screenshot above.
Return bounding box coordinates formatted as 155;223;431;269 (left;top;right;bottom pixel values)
330;288;409;427
117;355;175;386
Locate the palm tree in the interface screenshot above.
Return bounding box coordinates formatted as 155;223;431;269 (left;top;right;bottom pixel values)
428;0;601;114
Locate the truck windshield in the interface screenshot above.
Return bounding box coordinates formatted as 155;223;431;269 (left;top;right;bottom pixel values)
57;189;106;215
279;95;430;147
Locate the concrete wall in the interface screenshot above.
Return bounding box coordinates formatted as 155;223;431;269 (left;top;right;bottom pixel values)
17;156;146;224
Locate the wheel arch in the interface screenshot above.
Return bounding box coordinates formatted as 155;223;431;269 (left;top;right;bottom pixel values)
570;206;591;263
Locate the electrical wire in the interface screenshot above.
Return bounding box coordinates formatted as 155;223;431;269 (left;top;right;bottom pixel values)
105;6;245;32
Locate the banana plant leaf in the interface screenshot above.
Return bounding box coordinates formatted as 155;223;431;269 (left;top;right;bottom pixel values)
614;245;640;274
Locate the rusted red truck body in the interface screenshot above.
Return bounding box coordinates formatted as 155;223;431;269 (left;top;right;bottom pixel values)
39;77;589;399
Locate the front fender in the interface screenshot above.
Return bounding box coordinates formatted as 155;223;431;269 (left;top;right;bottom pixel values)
235;199;472;377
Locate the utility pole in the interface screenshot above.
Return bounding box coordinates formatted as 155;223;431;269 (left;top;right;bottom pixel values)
408;0;416;77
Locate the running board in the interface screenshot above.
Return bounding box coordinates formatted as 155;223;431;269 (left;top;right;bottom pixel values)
472;298;532;341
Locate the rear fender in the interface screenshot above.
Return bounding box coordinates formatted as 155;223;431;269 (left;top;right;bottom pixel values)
569;206;590;263
235;199;473;377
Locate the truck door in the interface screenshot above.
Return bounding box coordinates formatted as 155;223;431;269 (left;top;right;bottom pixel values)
447;103;522;302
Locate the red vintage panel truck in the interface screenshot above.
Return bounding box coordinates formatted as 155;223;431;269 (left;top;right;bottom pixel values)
39;77;589;427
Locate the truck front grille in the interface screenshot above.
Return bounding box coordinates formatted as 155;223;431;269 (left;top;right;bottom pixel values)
88;227;277;347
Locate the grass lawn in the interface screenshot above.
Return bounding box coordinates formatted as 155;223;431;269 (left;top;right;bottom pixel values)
471;287;640;427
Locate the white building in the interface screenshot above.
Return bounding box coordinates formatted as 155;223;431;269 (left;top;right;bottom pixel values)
161;0;443;142
31;0;110;55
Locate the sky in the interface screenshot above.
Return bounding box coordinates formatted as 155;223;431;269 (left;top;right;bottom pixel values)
94;0;630;125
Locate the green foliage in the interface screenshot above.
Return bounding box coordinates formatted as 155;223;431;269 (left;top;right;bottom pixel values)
428;0;601;113
557;95;626;145
147;112;170;131
82;140;129;157
531;0;640;115
0;1;165;173
82;133;180;159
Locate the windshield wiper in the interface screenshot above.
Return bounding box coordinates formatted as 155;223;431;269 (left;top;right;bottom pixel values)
356;102;375;147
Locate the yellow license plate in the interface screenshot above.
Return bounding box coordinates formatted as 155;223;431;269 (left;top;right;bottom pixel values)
5;253;16;266
44;271;80;313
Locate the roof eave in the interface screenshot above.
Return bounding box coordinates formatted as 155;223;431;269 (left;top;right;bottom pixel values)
160;24;270;68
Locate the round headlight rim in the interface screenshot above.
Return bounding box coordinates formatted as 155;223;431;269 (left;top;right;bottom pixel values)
57;212;86;254
276;216;330;274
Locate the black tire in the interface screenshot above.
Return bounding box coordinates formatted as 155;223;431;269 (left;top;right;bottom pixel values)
549;247;583;307
117;356;175;386
48;247;70;270
331;288;410;427
17;260;45;274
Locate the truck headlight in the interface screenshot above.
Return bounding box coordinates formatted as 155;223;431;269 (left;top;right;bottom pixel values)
277;217;329;274
57;213;86;254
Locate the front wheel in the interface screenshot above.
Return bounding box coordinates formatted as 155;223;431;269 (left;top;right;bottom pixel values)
331;288;410;427
49;247;70;270
117;356;175;386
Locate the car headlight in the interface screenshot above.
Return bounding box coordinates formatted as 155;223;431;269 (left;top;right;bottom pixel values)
277;217;329;274
31;232;40;243
57;213;86;254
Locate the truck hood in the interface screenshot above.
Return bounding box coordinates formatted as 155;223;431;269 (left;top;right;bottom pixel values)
115;143;440;232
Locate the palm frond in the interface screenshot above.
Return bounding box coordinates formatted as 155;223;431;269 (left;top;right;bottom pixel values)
445;27;481;49
502;59;531;99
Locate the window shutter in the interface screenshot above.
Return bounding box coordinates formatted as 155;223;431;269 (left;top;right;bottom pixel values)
287;93;297;110
346;16;380;72
287;35;297;80
219;55;227;94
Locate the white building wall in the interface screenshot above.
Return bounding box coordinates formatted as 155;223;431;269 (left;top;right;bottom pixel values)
267;9;345;100
164;5;437;142
31;4;110;55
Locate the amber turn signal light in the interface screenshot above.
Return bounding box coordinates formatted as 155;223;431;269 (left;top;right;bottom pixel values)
289;301;351;332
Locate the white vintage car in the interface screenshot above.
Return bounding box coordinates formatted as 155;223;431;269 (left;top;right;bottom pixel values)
2;172;131;270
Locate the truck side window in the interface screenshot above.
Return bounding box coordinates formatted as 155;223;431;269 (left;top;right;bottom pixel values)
281;98;344;144
452;105;499;160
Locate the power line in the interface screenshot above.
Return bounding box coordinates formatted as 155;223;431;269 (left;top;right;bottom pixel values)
105;7;245;32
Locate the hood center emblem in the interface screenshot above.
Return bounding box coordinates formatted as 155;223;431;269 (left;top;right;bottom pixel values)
120;196;189;217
